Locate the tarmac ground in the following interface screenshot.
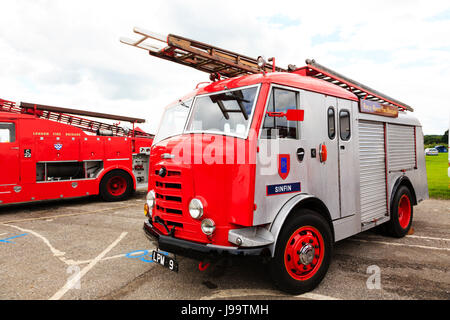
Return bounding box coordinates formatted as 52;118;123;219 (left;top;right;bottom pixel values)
0;192;449;300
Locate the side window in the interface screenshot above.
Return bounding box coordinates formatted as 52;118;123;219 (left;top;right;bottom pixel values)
327;107;336;139
339;110;351;141
0;122;15;143
261;88;299;139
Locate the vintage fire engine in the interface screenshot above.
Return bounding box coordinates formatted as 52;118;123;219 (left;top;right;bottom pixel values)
0;98;154;205
121;28;428;293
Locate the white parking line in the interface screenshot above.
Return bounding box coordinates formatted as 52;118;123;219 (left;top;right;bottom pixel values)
49;232;128;300
350;238;450;251
201;288;340;300
5;224;76;265
406;235;450;242
298;292;341;300
5;224;130;266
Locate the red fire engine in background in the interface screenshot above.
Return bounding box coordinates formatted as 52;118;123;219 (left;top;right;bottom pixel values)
0;98;154;205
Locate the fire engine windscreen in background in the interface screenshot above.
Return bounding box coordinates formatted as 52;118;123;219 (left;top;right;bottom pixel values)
185;86;259;138
153;99;192;144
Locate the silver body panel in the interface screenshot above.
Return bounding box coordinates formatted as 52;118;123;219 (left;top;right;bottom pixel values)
248;86;428;254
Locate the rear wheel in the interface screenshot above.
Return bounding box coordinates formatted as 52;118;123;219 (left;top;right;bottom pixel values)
386;186;413;238
100;170;133;202
269;210;333;294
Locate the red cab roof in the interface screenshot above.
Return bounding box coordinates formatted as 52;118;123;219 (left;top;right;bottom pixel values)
197;72;359;101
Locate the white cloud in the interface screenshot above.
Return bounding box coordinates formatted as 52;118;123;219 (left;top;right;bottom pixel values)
0;0;449;134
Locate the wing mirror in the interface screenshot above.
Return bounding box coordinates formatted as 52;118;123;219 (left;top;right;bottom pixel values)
266;109;304;121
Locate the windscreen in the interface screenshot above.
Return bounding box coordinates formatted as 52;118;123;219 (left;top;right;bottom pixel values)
185;86;259;138
153;99;192;144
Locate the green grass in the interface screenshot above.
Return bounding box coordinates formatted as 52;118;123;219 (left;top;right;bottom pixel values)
425;153;450;199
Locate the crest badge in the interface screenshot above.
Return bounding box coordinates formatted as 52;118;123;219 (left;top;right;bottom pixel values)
278;154;290;180
54;143;63;151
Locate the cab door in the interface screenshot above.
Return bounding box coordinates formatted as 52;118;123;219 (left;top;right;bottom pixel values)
253;85;303;225
337;99;358;218
0;121;20;185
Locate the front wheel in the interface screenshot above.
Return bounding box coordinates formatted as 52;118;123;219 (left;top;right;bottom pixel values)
99;170;133;202
269;210;333;294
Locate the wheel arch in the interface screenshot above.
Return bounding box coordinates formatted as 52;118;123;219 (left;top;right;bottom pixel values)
390;176;417;211
268;194;335;257
98;166;136;190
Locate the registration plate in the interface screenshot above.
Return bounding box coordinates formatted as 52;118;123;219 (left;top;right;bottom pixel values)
152;250;178;272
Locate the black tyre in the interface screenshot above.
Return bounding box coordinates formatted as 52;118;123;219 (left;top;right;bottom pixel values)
99;170;134;202
269;210;333;294
386;186;413;238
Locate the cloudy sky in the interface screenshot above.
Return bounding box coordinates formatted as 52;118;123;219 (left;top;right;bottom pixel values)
0;0;449;135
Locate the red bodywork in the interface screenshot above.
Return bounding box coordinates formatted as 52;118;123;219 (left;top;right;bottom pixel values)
0;111;153;205
148;72;357;247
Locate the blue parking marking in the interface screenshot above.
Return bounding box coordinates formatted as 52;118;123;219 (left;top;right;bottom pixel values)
0;233;28;244
124;249;168;264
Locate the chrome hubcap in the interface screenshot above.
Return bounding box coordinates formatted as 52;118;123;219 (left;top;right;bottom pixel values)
299;243;315;265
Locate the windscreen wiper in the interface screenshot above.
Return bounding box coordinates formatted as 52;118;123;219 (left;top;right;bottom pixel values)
179;99;190;108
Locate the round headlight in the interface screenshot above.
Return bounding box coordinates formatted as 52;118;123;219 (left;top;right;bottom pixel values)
201;219;215;236
189;198;204;219
146;190;155;209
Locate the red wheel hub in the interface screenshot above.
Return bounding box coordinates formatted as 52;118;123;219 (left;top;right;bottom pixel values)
284;226;325;281
106;176;127;196
398;194;411;229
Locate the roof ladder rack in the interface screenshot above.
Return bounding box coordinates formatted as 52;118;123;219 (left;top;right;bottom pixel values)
120;28;412;112
297;59;413;112
120;27;286;79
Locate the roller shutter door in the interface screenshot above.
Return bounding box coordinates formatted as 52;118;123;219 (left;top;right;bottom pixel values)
359;120;387;223
388;124;416;172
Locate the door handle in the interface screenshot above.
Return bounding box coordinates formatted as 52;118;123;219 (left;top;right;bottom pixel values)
296;148;305;162
10;147;19;150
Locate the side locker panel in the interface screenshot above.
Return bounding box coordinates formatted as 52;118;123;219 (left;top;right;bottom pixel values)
36;136;80;161
387;124;416;172
104;137;131;160
359;120;387;225
80;136;105;160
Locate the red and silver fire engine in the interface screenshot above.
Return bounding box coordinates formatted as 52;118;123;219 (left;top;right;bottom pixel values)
0;98;154;205
121;28;428;293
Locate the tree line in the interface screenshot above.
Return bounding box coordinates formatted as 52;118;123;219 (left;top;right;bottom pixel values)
424;129;448;146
